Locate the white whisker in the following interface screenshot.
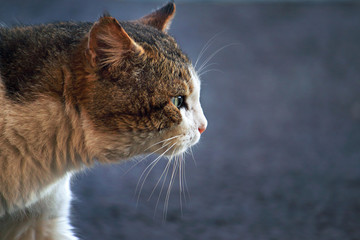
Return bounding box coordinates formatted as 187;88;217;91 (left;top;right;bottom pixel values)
135;142;177;204
182;154;190;202
154;152;173;217
125;138;175;176
155;145;178;220
143;135;181;152
190;146;196;166
163;153;179;220
194;31;223;70
197;62;219;75
179;154;185;215
197;43;239;75
148;147;176;201
198;68;224;78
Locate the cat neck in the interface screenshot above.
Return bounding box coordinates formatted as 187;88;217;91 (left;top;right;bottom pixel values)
0;67;93;214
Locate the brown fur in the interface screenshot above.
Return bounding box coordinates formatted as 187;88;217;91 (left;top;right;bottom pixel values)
138;1;176;32
0;2;204;239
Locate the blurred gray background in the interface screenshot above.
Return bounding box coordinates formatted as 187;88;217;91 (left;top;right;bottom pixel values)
1;0;360;239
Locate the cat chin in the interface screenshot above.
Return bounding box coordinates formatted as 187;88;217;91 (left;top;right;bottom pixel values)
143;134;200;157
165;134;201;156
163;145;188;157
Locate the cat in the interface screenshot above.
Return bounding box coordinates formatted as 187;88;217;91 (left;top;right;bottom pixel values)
0;2;207;240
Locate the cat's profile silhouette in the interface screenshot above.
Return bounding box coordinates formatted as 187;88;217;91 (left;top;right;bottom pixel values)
0;3;207;239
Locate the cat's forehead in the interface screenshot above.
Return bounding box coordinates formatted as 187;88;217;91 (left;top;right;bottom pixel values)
118;21;193;96
121;21;189;64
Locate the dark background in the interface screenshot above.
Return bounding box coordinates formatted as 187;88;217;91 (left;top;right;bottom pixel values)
1;1;360;239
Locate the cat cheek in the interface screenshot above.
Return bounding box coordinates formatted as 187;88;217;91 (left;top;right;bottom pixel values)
178;109;196;139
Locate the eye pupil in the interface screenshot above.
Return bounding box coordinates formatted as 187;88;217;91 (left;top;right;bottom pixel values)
171;96;184;109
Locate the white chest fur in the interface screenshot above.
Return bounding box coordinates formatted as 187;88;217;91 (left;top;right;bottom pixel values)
0;174;78;240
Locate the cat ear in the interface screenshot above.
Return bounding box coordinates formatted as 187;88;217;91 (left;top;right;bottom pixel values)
137;2;176;32
87;16;143;67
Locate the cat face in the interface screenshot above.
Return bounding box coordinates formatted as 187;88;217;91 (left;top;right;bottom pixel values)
160;67;207;154
144;66;208;156
75;3;207;160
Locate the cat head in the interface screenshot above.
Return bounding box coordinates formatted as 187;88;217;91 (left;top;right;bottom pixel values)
73;3;207;161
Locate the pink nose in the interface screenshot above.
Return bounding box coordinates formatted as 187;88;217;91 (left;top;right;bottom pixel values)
198;126;206;134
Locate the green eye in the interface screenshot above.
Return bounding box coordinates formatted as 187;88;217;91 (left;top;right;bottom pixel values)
171;96;185;109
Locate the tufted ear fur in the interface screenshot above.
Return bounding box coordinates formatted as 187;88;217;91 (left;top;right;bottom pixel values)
137;2;176;32
86;16;143;67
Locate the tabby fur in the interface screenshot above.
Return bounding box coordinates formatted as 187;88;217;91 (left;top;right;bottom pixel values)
0;3;207;239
